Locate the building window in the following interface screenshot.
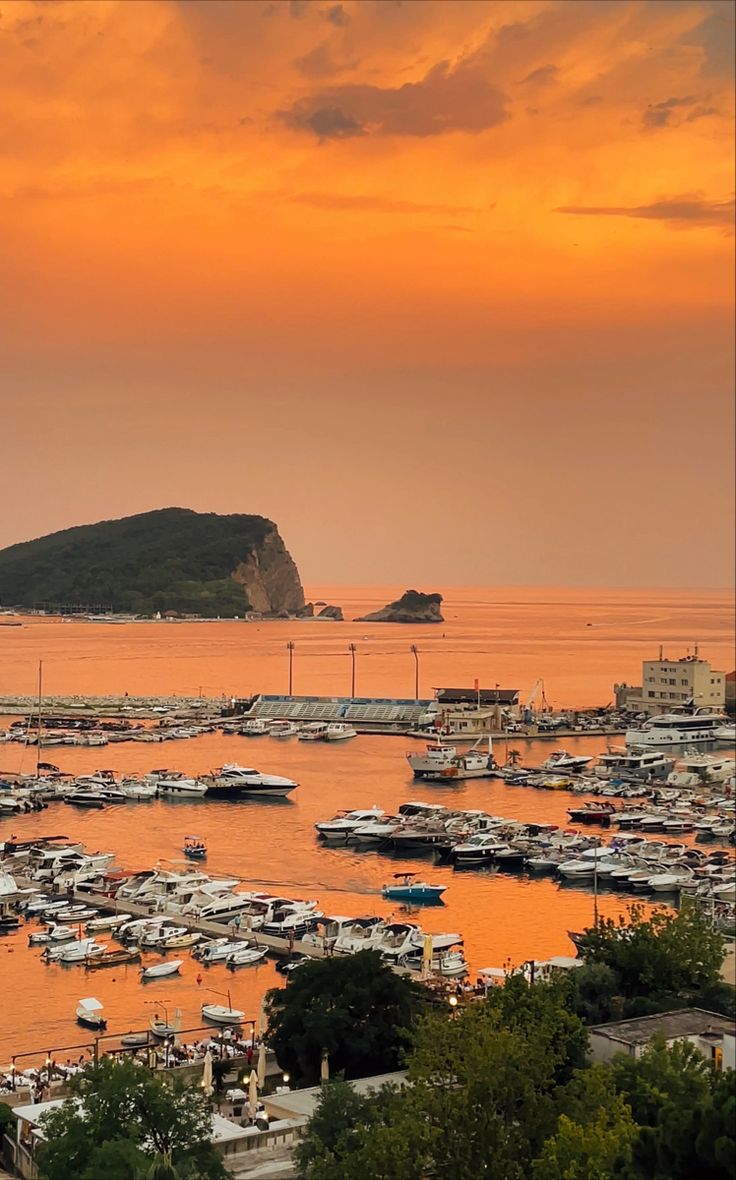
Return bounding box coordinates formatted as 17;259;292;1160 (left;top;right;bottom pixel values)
647;691;655;698
681;680;688;686
668;679;676;685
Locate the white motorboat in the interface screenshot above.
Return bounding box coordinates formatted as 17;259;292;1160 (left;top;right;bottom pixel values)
47;939;106;963
208;764;298;799
242;718;272;735
151;772;208;797
541;750;593;773
626;710;728;748
268;720;299;739
451;834;510;865
150;1013;179;1038
141;959;183;979
595;748;675;781
325;723;357;742
160;931;201;949
667;753;736;787
29;923;76;946
406;743;458;778
715;723;736;743
351;818;400;844
76;996;107;1030
226;945;268;968
86;913;133;933
298;722;329;741
201;1002;245;1024
378;923;462;964
333;916;387;954
119;779;158;800
315;808;385;841
193;938;243;963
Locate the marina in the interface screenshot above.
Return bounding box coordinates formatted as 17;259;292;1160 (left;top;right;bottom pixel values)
0;590;733;1066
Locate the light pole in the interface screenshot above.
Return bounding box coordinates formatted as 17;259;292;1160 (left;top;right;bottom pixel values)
410;645;420;700
348;644;356;699
287;642;295;696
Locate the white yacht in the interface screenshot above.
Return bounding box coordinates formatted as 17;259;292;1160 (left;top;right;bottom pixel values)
715;723;736;743
594;748;675;781
208;763;298;799
298;723;330;742
314;808;385;842
148;771;208;797
268;720;300;738
242;718;272;736
667;753;736;787
625;710;728;748
333;917;386;954
406;743;458;778
541;750;592;773
325;724;357;742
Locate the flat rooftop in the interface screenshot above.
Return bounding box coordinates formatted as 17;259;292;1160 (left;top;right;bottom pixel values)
589;1008;734;1046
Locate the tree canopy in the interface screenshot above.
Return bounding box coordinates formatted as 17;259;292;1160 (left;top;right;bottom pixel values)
36;1057;227;1180
572;901;727;1021
265;949;429;1086
296;975;735;1180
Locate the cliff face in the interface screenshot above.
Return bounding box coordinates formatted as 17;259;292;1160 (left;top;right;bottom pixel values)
356;590;444;624
232;527;305;614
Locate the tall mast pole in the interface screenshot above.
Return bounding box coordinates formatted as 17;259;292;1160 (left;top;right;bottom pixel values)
36;660;43;779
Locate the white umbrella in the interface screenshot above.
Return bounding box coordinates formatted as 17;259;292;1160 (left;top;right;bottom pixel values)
202;1048;213;1096
320;1051;329;1084
256;1041;266;1088
248;1068;258;1112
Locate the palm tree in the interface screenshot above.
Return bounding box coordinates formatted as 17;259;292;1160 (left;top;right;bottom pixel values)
138;1152;182;1180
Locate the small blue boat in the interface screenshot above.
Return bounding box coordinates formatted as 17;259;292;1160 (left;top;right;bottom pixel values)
381;873;447;902
183;835;207;860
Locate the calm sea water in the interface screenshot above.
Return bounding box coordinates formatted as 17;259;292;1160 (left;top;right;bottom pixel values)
0;587;733;1062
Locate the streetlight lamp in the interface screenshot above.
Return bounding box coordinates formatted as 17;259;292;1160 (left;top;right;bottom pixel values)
410;646;420;700
348;644;356;699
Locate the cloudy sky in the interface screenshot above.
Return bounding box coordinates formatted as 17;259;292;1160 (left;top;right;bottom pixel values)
1;0;733;586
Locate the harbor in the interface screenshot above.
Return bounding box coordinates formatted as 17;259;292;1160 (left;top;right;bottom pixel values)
0;591;733;1084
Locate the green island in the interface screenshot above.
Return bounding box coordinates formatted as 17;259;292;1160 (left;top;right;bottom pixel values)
0;508;305;617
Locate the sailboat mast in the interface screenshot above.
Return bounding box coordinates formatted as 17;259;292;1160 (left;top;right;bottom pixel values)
36;659;43;779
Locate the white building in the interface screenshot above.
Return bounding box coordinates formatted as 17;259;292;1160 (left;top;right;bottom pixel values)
588;1009;734;1066
617;650;725;717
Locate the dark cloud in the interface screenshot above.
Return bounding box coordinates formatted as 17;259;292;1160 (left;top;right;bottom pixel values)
555;194;735;229
642;94;698;128
685;105;719;122
284;191;477;214
519;64;558;86
295;42;359;78
278;55;508;138
291;104;365;139
322;3;349;26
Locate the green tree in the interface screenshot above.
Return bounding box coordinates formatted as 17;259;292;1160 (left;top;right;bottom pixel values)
295;1080;430;1180
575;901;724;1010
265;950;428;1085
612;1039;735;1180
37;1057;227;1180
296;977;590;1180
533;1065;636;1179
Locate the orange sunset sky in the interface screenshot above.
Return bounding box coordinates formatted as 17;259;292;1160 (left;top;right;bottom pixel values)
1;0;734;586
